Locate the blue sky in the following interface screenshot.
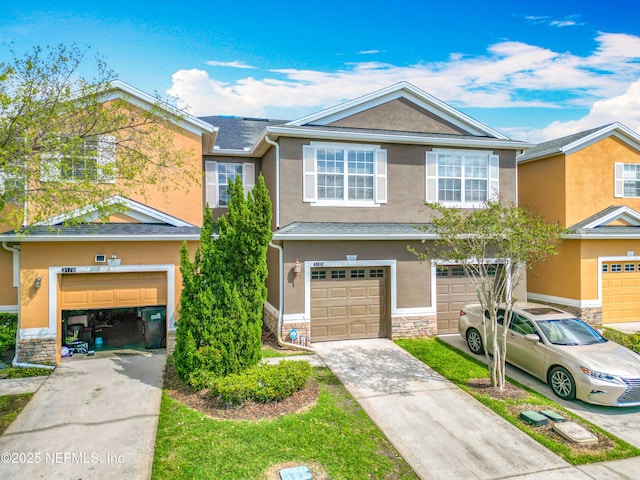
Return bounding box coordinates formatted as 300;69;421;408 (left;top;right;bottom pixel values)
2;0;640;141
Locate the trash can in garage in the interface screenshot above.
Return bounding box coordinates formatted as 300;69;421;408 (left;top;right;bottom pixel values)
140;306;166;349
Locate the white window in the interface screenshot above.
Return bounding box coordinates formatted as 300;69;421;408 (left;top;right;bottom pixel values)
426;150;499;206
205;161;255;208
303;143;387;206
41;136;116;184
614;163;640;198
0;170;24;205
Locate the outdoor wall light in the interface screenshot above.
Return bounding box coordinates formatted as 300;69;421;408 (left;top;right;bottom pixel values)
293;259;301;285
34;276;42;289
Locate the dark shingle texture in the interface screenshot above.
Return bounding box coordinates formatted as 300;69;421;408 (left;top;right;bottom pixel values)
200;116;288;150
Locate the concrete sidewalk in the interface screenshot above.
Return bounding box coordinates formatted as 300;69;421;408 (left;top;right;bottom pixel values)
313;339;576;480
0;375;49;396
0;349;166;480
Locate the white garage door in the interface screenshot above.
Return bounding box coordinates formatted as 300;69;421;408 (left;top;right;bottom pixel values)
310;267;388;342
602;261;640;324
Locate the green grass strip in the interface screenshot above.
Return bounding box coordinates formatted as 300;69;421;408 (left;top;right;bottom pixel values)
396;337;640;465
152;367;417;479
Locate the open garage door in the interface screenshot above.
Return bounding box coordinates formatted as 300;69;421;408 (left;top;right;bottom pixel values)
60;272;167;351
59;272;167;310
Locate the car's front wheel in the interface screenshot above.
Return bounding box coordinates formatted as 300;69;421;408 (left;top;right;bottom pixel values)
548;366;576;400
466;328;484;355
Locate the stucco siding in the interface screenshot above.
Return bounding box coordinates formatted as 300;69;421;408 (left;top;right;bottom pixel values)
327;98;467;135
0;248;17;307
518;154;566;225
527;240;582;299
278;137;518;226
566;137;640;227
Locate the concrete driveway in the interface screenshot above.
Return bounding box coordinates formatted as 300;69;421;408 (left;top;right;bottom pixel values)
313;339;572;480
0;349;165;480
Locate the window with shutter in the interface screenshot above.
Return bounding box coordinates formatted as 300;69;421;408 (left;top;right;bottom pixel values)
426;149;499;207
303;142;386;206
205;161;256;208
615;162;640;198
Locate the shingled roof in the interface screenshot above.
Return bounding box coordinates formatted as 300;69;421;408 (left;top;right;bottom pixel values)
200;116;288;151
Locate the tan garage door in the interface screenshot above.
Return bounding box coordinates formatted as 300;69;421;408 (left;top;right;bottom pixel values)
602;262;640;324
310;267;388;342
436;265;478;334
59;272;167;310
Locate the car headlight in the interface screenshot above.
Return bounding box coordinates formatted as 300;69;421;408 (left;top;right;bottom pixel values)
580;366;625;385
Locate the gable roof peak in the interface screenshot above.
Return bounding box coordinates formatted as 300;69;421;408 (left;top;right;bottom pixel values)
519;122;640;163
286;82;509;139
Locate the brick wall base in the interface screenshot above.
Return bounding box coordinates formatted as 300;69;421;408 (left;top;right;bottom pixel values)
16;337;57;365
392;314;438;339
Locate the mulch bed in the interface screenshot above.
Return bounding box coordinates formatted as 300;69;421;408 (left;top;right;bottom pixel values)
163;360;320;421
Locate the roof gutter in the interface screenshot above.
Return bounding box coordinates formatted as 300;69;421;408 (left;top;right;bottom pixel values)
264;126;533;150
264;135;281;229
272;233;437;241
0;234;204;242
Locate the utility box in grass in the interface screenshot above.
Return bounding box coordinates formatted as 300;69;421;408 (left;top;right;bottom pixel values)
141;306;166;349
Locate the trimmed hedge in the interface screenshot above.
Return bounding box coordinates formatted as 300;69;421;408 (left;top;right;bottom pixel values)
207;360;312;407
603;328;640;354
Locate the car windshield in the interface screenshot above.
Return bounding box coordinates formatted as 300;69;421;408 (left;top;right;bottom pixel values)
536;318;607;346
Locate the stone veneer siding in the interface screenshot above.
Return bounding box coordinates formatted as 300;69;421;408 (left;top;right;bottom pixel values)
17;337;57;365
392;314;437;338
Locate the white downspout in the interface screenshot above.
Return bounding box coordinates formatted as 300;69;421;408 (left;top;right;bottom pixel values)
264;135;280;230
269;241;314;352
2;242;55;370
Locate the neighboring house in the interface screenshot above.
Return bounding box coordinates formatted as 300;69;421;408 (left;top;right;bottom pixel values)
203;82;529;344
518;122;640;325
0;81;216;364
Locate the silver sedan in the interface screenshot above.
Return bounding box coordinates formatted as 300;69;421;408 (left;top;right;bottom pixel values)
458;302;640;407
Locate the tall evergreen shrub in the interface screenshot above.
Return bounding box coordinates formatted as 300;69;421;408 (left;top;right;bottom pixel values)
174;175;272;380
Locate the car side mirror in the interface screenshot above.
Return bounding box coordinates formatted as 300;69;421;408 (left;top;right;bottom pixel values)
524;333;540;343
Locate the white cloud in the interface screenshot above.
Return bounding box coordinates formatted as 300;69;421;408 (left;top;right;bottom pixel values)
504;79;640;142
524;14;583;27
206;60;255;69
168;32;640;142
358;50;384;55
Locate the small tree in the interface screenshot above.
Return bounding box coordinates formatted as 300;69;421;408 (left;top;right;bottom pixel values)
174;175;272;381
411;200;564;389
0;43;196;229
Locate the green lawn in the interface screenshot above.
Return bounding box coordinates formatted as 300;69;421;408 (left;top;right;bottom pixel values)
0;393;32;435
152;367;417;479
396;337;640;465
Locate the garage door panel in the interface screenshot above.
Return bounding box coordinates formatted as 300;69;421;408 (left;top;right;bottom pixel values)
603;266;640;324
311;268;388;342
437;270;478;334
60;272;167;310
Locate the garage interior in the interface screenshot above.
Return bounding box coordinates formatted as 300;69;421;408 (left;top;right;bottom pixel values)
63;306;166;353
